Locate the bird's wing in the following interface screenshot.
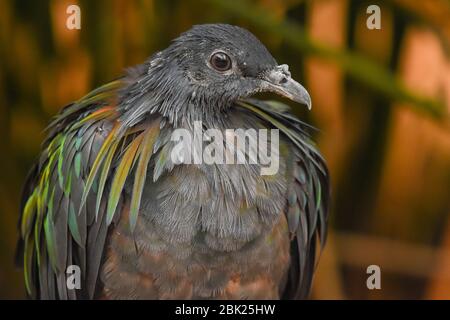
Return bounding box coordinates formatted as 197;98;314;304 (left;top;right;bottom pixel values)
17;79;161;299
237;99;330;299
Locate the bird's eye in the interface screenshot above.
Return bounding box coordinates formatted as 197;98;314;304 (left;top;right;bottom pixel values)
210;52;232;72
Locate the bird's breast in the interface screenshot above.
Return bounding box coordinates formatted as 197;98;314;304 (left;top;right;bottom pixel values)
100;154;291;299
100;113;292;299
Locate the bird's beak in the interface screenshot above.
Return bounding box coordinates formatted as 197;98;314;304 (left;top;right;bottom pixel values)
260;64;311;110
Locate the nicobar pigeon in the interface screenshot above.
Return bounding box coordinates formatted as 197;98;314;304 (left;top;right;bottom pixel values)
17;24;329;300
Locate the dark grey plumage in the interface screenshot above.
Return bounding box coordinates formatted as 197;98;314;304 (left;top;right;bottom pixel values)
18;23;329;300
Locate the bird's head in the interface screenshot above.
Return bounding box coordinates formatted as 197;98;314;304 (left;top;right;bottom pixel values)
120;24;311;126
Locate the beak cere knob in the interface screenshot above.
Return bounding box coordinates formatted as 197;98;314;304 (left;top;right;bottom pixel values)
263;64;312;110
278;64;291;79
269;64;291;85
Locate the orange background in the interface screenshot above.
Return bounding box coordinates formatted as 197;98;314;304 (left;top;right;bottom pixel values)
0;0;449;299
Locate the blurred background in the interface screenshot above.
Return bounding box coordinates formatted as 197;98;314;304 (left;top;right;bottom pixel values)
0;0;449;299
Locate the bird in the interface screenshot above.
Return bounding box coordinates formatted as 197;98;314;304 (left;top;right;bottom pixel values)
17;23;329;300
